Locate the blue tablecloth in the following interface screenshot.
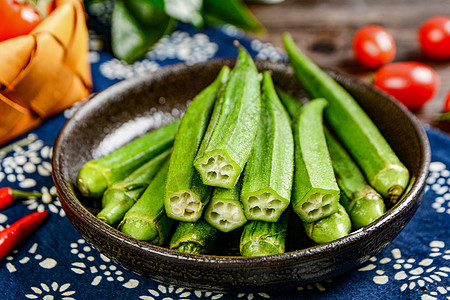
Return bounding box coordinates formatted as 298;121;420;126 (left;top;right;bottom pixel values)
1;24;449;300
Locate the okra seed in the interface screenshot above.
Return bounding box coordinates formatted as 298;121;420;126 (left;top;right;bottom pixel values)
172;207;182;215
219;219;230;226
187;202;200;211
250;206;262;215
210;212;219;220
220;165;233;173
248;196;259;205
220;174;230;180
227;203;237;212
170;195;181;204
310;193;320;200
302;201;314;212
214;202;225;210
262;192;271;200
268;199;282;208
265;208;275;217
323;194;334;204
322;204;332;211
207;171;218;179
310;209;320;218
205;157;215;167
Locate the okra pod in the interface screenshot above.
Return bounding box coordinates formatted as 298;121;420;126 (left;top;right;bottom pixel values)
303;203;351;244
96;148;172;226
325;130;386;229
275;86;302;120
119;161;174;245
169;219;218;254
240;211;289;257
194;45;261;189
291;98;340;223
165;66;230;222
283;33;409;202
277;85;386;229
241;71;294;222
77;120;180;199
204;180;246;232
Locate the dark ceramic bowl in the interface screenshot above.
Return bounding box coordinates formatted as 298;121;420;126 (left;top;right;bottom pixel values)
52;58;430;292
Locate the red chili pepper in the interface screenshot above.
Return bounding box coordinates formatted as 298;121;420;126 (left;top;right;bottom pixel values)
0;210;49;259
0;187;43;210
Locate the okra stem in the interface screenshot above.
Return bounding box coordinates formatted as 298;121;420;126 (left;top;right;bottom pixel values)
169;220;218;254
77;119;180;199
303;203;351;244
165;66;230;222
119;161;174;245
97;148;172;226
241;71;294;222
240;211;289;257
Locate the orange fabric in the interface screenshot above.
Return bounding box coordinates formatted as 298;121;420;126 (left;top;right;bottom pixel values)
0;0;92;145
0;35;35;89
0;95;41;144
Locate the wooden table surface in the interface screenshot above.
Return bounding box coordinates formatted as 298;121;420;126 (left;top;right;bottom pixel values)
248;0;450;133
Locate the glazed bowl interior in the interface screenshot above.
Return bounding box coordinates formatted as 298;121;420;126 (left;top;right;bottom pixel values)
52;58;430;292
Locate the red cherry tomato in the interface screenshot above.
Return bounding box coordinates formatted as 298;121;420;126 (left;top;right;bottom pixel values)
373;62;440;110
444;90;450;112
418;16;450;60
0;0;43;42
352;25;396;69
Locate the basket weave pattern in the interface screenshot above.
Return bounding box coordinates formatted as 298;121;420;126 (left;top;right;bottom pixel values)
0;0;92;145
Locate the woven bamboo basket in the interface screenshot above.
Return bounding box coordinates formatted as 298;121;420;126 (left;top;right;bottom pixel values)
0;0;92;145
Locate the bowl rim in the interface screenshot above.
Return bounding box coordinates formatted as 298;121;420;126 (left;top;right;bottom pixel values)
52;58;431;267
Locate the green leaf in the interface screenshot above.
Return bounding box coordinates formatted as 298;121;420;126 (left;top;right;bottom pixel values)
163;0;203;28
203;0;264;33
111;0;175;63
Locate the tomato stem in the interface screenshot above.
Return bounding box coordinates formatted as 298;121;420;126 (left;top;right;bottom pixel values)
436;111;450;122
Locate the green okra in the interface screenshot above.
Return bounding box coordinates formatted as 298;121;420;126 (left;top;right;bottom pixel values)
303;203;351;244
169;219;218;254
275;86;303;120
97;148;172;226
283;32;409;202
77;120;180;199
277;89;386;229
164;66;230;222
194;45;261;189
240;211;289;257
204;179;246;232
325;130;386;229
241;71;294;222
291;98;340;223
119;161;174;245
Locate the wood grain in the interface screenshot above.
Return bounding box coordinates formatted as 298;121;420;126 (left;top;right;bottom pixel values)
248;0;450;133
